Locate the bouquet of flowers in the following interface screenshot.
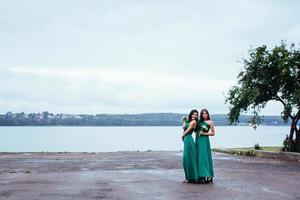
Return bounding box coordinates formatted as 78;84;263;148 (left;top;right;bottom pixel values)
199;123;209;132
182;116;188;131
197;123;209;136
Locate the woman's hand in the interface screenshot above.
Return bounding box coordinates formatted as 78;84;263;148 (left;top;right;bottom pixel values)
181;133;185;141
199;131;208;136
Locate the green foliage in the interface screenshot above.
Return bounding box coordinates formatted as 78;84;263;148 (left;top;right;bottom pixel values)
226;41;300;126
254;143;262;150
282;135;289;151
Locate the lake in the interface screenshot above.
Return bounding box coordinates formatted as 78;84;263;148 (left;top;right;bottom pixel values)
0;126;289;152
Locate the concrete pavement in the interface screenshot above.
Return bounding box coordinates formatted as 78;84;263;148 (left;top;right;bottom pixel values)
0;151;299;200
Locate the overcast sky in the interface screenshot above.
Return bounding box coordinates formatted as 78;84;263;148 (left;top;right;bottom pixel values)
0;0;299;114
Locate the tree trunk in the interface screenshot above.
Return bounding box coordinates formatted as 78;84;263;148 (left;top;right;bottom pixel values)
288;119;296;152
295;128;300;153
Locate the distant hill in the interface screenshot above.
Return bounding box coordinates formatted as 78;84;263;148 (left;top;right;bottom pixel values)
0;112;289;126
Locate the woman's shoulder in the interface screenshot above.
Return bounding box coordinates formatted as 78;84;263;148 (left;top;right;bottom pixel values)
191;119;197;124
206;120;214;126
190;120;197;126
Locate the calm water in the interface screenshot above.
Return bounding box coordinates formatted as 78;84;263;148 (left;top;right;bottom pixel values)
0;126;289;152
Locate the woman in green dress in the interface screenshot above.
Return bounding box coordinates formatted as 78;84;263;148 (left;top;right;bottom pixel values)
196;108;215;184
181;109;199;183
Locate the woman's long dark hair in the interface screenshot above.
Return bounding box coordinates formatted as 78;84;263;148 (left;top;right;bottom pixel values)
188;109;199;123
199;108;210;122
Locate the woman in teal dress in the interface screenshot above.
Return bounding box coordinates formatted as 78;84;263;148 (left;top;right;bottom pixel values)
181;109;199;183
196;108;215;184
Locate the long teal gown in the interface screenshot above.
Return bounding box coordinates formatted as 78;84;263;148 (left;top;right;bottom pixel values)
182;122;198;183
196;121;214;179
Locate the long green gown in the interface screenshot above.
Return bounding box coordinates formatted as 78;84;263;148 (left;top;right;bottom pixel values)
196;121;214;178
182;122;198;183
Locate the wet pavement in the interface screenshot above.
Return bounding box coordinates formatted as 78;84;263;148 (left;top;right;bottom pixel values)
0;151;300;200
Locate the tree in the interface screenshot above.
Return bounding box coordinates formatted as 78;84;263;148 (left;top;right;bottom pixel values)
225;41;300;152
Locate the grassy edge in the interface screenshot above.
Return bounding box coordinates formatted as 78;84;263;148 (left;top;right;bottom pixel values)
212;146;282;156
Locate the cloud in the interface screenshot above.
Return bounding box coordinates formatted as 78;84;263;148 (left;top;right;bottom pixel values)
0;66;234;113
0;0;299;114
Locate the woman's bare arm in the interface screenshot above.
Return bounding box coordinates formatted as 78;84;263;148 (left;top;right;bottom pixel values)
200;121;215;136
182;120;197;139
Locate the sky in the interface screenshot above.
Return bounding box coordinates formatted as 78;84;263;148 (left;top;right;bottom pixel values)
0;0;299;115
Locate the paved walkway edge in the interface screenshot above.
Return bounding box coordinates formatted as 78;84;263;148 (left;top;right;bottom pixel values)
213;148;300;162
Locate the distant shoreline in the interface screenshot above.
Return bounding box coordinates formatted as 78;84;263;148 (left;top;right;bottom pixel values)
0;112;289;126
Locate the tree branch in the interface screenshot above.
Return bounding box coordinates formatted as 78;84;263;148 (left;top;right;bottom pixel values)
275;95;286;106
295;110;300;132
295;110;300;122
275;95;294;119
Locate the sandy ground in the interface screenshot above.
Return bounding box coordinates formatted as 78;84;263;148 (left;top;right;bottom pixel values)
0;151;300;200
